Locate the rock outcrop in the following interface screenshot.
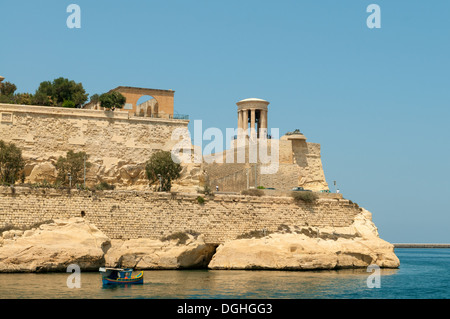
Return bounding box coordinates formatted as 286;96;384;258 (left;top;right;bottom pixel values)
104;234;217;269
0;220;217;272
0;208;399;272
0;218;110;272
208;209;400;270
23;157;202;193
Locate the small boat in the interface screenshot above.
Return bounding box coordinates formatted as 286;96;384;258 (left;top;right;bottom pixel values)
99;267;144;286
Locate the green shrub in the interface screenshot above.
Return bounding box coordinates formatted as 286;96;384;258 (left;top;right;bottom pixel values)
0;140;25;185
62;100;76;108
145;150;182;192
241;189;264;197
291;191;318;204
196;196;205;205
95;181;115;191
55;150;91;187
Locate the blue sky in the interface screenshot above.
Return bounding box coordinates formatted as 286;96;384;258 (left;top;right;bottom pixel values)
1;0;449;243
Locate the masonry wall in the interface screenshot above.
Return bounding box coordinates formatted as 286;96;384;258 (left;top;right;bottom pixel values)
204;139;329;192
0;186;361;244
0;103;189;188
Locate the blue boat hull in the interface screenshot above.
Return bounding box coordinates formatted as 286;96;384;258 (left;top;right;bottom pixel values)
102;271;144;285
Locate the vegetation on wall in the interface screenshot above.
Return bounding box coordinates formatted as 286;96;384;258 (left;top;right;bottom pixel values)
196;195;205;205
291;191;318;204
55;150;91;187
0;140;25;185
145;150;182;192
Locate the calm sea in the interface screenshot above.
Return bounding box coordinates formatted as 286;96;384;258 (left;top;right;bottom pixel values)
0;249;449;299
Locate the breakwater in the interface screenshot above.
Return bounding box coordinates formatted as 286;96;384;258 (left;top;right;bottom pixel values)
394;244;450;248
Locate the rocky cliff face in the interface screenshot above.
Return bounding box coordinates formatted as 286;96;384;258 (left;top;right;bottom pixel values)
0;218;216;272
23;158;203;193
0;209;399;272
105;236;217;270
208;209;400;270
0;218;110;272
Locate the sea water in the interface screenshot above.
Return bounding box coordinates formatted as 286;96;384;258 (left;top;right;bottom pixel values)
0;249;448;299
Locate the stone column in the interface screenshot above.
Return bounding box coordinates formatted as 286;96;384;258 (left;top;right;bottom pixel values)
261;110;267;138
238;110;242;130
242;109;248;136
250;109;256;139
264;110;268;128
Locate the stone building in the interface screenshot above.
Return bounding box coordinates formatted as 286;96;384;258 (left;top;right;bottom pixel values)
83;86;186;120
0;75;328;193
0;78;194;190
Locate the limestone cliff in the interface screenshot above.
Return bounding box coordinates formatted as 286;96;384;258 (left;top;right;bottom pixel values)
0;218;216;272
0;218;110;272
208;208;399;270
0;209;399;272
104;235;217;270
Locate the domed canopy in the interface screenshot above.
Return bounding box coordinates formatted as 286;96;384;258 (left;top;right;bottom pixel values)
236;98;269;111
237;98;269;103
0;75;4;83
236;98;269;139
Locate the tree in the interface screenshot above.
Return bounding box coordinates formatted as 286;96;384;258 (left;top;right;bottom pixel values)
62;99;76;108
89;94;100;104
12;93;33;105
0;140;25;185
0;81;18;104
99;91;126;111
0;81;17;97
145;150;182;192
34;77;88;107
55;150;91;187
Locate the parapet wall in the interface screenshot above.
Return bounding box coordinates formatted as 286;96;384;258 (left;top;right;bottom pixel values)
0;186;361;244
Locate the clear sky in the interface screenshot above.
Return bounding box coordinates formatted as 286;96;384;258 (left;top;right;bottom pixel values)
1;0;449;243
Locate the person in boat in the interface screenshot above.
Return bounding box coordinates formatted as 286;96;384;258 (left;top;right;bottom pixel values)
108;270;119;280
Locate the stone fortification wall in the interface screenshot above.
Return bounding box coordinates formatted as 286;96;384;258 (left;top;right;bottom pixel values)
204;139;329;192
0;103;189;188
0;186;361;244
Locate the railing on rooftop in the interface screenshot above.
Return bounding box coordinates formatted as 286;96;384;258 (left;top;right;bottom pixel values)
133;113;189;120
170;114;189;120
232;134;272;140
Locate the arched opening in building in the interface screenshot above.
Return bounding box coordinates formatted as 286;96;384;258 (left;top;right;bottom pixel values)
136;95;159;118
